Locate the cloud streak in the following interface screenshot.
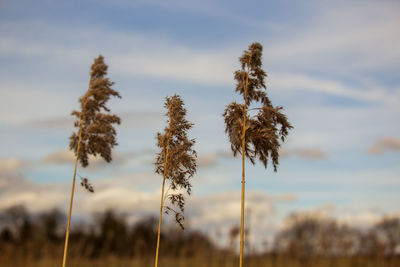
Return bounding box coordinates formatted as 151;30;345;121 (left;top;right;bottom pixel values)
280;147;328;160
270;73;400;107
0;158;25;174
368;136;400;155
2;4;399;110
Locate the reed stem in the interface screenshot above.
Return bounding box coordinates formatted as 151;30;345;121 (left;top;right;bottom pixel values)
239;61;250;267
62;124;83;267
155;128;171;267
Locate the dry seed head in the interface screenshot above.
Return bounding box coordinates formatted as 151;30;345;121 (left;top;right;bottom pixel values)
223;42;293;171
155;94;197;229
80;177;95;193
69;55;121;167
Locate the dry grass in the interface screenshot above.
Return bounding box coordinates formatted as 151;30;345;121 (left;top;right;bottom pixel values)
4;256;400;267
63;55;121;267
154;94;197;267
223;42;292;267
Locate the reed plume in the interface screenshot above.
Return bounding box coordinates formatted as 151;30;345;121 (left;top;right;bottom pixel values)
223;42;292;267
62;55;121;267
154;94;197;267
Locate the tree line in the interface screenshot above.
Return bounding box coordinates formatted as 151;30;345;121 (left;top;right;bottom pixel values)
0;205;214;262
1;205;399;263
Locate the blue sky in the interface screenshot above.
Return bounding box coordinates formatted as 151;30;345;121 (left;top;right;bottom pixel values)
0;0;399;248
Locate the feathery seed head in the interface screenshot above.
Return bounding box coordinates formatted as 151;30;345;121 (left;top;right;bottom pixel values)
224;42;293;171
69;55;121;167
155;94;197;229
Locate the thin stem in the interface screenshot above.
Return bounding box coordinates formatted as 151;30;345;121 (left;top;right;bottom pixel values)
155;175;166;267
155;126;172;267
163;183;173;203
62;123;83;267
239;60;250;267
62;93;90;267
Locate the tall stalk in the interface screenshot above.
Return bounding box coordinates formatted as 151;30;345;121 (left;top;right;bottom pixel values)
62;120;83;267
154;175;165;267
62;55;121;267
155;129;170;267
154;95;197;267
239;62;250;267
223;43;292;267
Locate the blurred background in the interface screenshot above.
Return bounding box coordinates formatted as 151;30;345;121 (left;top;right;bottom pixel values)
0;0;399;266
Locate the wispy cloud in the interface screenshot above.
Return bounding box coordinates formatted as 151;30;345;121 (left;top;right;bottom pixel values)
44;149;103;165
280;147;328;160
198;153;218;168
278;203;395;231
271;73;400;107
368;136;400;155
29;111;163;130
0;158;26;174
42;148;130;170
0;21;235;86
1;10;399;108
265;1;400;72
197;150;233;168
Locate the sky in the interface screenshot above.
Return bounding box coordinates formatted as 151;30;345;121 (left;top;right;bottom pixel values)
0;0;399;249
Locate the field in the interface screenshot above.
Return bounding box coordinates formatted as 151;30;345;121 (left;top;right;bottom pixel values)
1;207;400;267
3;255;400;267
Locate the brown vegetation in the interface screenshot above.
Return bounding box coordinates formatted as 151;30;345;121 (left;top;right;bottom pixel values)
223;42;292;266
154;95;197;267
63;55;121;267
1;206;399;267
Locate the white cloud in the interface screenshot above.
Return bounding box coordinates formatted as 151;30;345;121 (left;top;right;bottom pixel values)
43;149;76;164
43;149;108;165
0;166;296;247
43;149;126;170
283;104;400;150
270;73;400;107
28;110;163;131
0;158;25;173
0;20;235;86
338;211;384;229
198;153;218;168
110;48;234;86
187;191;296;247
197;151;234;168
280;147;328;160
277;203;397;232
1;10;399;107
0;80;80;124
265;1;400;72
0;168;68;213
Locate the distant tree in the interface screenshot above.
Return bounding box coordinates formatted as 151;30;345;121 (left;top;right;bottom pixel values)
223;42;292;267
94;210;128;256
373;217;400;256
38;209;65;243
63;55;121;267
274;213;361;258
154;95;197;267
275;214;323;258
0;227;13;244
229;225;240;252
130;217;158;257
0;205;28;236
0;206;221;263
